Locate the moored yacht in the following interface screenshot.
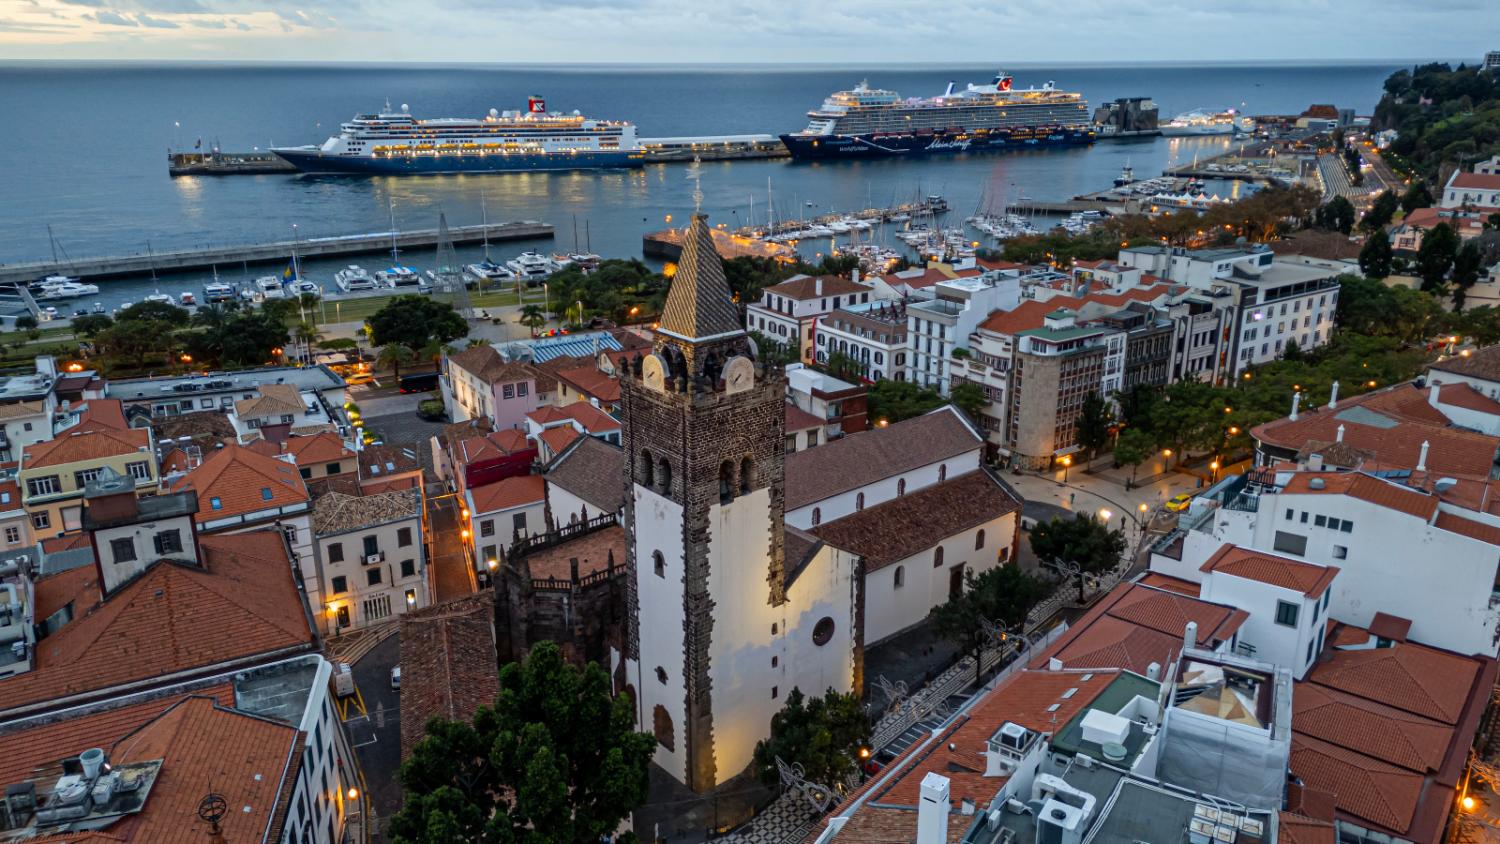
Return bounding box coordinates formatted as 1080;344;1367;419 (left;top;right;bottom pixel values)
506;251;553;282
253;276;286;300
376;266;421;287
334;265;378;292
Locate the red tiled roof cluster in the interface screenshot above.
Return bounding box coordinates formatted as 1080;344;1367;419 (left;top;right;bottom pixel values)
399;593;501;759
764;274;872;300
468;473;545;515
978;285;1173;336
1200;543;1338;597
1031;581;1248;674
526;402;621;434
169;443;309;521
784;406;980;510
23;428;150;470
1280;472;1439;520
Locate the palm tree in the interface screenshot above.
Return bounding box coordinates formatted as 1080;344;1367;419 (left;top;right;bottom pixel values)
377;343;415;381
467;337;492;348
519;304;546;337
294;321;325;364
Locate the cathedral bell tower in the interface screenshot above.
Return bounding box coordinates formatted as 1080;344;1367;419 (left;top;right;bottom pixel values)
620;212;788;792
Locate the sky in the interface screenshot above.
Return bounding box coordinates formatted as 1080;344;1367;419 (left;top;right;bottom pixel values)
0;0;1495;63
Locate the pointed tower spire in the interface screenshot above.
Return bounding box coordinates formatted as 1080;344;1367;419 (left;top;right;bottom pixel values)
658;213;744;341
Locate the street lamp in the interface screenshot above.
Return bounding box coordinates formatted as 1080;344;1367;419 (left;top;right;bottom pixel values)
1098;508;1113;523
1060;454;1072;483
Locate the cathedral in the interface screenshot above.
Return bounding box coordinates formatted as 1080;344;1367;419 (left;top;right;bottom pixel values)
618;212;861;792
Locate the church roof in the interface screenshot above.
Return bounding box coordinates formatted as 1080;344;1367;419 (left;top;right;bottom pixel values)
658;213;744;341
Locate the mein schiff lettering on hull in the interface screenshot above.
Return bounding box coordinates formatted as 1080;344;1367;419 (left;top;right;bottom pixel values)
273;97;645;174
779;72;1094;160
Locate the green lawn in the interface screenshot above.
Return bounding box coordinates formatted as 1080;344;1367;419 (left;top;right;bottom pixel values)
298;288;533;327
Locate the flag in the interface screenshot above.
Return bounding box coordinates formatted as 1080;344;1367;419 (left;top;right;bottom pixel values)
195;137;202;150
282;261;297;282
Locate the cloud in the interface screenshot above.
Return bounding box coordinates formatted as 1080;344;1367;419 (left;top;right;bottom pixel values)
189;16;223;26
135;10;176;25
89;9;135;24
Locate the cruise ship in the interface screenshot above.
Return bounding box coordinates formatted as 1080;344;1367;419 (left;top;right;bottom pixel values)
273;98;645;175
1160;109;1254;137
780;73;1093;161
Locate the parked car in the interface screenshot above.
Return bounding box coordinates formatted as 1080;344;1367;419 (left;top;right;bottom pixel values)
1165;493;1194;513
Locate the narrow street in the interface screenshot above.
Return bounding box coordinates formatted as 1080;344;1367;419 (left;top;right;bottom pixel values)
426;491;475;602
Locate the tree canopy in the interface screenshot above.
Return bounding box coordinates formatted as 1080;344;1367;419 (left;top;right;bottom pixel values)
751;687;870;790
1376;63;1500;180
367;295;468;350
390;641;654;844
1029;514;1128;577
931;563;1049;682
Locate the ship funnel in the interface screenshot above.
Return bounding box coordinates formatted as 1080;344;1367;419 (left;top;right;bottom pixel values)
944;81;956;97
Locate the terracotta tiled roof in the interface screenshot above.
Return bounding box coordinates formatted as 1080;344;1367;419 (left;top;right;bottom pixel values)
312;489;420;536
1306;638;1480;724
441;417;494;457
810;470;1020;569
169;443;309;522
526;402;620;433
447;346;538;385
0;682;236;784
106;695;302;844
244;438;281;457
232;383;305;419
784;403;824;433
0;400;47;422
1449;172;1500;191
1137;572;1201;596
763;274;872;301
1281;472;1439;520
1433;511;1500;546
0;479;21;512
399;593;501;759
359;443;422;478
784;406;980;511
1435;382;1500;413
1278;812;1336;844
458;429;530;464
545;436;624;514
1430;346;1500;382
852;670;1117;811
1290;734;1426;836
280;431;353;465
978;286;1171;336
555;365;621;404
1032;581;1248;675
1367;612;1412;643
69;399;129;433
22;428;150;471
1252;383;1500;477
1292;683;1450;774
539;426;580;456
0;531;315;717
1200;544;1338;597
468;474;545;515
33;564;97;621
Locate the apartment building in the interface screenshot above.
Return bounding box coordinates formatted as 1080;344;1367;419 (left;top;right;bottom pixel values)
785;364;867;443
814;299;910;381
19;427;156;536
906;271;1021;394
106;365;347;419
443;345;542;429
746;273;875;364
311;488;428;634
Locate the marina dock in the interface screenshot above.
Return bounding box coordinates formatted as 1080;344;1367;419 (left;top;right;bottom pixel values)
643;228;796;262
168;151;298;176
0;221;553;285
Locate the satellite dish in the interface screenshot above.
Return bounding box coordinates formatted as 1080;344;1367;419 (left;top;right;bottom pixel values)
401;103;410;113
489;108;499;118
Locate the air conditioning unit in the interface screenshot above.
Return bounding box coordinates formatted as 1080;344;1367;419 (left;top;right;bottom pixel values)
365;552;384;565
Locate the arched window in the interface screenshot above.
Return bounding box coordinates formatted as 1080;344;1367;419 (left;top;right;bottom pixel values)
719;460;735;504
812;507;821;526
653;705;675;751
975;529;986;551
640;449;655;487
856;492;865;511
939;464;947;482
740;457;754;495
658;458;672;495
897;478;907;496
894;565;905;588
653;550;665;578
933;546;944;568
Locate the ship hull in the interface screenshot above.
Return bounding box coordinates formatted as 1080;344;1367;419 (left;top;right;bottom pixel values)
272;147;646;174
779;127;1094;160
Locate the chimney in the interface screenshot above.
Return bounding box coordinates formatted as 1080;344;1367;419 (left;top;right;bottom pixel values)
917;772;951;844
1429;382;1441;407
1183;621;1198;651
1336;424;1345;443
1307;453;1324;472
1290;392;1301;421
1418;440;1430;472
815;277;823;297
851;268;861;285
1146;662;1161;681
1328;380;1339;408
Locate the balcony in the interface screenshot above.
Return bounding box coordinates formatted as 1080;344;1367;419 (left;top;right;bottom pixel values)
364;551;384;565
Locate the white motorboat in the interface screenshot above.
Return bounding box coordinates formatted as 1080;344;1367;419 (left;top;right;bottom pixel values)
143;291;174;305
376;266;421;287
34;280;100;300
179;292;197;306
253;276;286;300
506;251;553;281
549;254;575;272
288;279;322;296
567;253;603;269
334;265;378;292
465;261;515;283
203;281;237;303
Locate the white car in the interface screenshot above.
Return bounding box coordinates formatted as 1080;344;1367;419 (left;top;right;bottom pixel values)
390;666;401;691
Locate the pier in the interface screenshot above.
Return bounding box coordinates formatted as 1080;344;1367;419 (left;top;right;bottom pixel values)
0;221;553;285
168;151;298;176
732;195;951;239
643;228;795;262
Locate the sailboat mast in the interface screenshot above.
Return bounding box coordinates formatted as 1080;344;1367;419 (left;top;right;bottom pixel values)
388;198;399;265
481;192;491;262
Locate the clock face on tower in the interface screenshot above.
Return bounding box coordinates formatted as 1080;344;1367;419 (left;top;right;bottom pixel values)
641;353;667;393
722;356;754;394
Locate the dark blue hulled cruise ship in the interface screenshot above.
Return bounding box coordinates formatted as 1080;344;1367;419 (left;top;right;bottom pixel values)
272;97;644;175
779;73;1094;161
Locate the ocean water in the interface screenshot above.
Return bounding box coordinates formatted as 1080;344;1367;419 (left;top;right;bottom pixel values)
0;61;1400;309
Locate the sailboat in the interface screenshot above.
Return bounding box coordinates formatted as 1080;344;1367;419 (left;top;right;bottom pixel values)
465;194;514;284
377;197;419;287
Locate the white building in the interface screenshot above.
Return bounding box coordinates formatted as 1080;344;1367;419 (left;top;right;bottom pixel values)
1152;465;1500;656
746;273;875;364
466;474;548;572
229;383;344;443
311;488;429;634
814;300;910;381
906;270;1022;394
1442;165;1500;209
1196;543;1336;679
